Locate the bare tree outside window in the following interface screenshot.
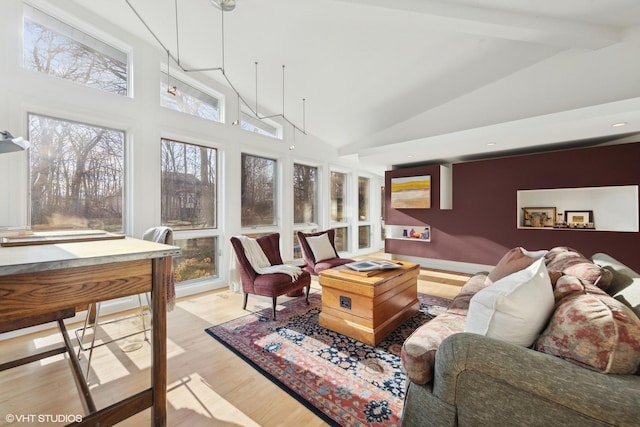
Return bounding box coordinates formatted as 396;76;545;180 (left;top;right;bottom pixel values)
241;153;277;227
23;7;128;95
359;176;370;221
331;171;347;223
161;139;217;230
293;163;318;224
28;114;124;231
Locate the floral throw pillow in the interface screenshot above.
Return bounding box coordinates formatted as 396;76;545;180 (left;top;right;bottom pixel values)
535;275;640;374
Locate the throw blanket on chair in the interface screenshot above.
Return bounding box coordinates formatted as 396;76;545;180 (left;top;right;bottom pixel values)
235;235;302;281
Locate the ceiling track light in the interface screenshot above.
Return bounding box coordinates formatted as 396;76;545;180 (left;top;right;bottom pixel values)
125;0;307;139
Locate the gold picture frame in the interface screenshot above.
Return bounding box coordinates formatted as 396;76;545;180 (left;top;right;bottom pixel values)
522;207;556;228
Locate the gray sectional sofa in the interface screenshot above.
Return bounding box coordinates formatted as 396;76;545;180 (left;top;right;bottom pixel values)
401;251;640;427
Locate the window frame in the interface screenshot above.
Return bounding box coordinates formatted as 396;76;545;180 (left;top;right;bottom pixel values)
160;137;221;286
26;112;126;233
160;67;224;123
240;152;280;233
330;168;351;254
22;4;131;97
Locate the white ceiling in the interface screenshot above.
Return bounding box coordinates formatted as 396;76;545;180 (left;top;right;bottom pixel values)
66;0;640;168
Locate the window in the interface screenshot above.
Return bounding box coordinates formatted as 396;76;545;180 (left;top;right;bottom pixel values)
23;5;128;95
331;171;350;252
240;112;282;139
293;162;319;259
358;176;371;249
172;236;218;283
161;138;218;284
161;139;217;230
331;171;348;223
293;163;318;224
160;72;221;122
28;113;125;231
241;153;277;227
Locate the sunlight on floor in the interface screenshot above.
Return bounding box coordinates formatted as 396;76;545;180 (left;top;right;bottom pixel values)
167;373;261;426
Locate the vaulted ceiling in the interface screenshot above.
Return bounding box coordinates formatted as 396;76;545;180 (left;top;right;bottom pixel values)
68;0;640;167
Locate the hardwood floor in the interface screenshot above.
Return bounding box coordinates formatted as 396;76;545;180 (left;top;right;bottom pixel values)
0;268;471;426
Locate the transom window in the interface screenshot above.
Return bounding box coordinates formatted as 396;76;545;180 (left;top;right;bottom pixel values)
240;112;282;140
28;113;125;232
23;5;128;96
160;72;222;122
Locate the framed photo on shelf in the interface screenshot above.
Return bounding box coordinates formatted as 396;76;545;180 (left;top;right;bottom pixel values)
565;210;594;228
522;207;556;228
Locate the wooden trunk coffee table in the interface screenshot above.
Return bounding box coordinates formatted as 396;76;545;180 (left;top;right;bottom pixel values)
318;260;420;345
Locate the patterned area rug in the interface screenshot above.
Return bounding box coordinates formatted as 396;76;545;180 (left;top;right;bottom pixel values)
205;292;450;427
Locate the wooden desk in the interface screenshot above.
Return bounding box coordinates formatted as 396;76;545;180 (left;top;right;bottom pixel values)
0;237;180;426
318;260;420;345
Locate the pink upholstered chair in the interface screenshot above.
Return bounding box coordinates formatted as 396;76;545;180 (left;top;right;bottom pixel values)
230;233;311;320
297;229;355;275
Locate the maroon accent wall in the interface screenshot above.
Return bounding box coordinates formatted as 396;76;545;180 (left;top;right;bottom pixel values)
385;143;640;271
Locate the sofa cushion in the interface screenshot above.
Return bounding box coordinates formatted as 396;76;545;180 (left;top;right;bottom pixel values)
487;246;546;283
401;312;467;385
305;232;337;262
465;258;554;347
446;273;491;315
545;246;612;290
535;275;640;374
401;273;490;384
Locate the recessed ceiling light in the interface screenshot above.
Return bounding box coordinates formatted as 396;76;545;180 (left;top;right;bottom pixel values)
487;142;496;146
407;154;413;158
612;122;627;127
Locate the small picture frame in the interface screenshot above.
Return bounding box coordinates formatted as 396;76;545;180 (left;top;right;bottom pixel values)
565;210;594;228
522;207;556;228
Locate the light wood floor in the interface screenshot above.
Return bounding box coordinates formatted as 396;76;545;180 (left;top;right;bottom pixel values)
0;267;471;427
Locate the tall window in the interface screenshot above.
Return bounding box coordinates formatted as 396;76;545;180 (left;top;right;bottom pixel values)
28;113;125;231
23;5;128;95
161;138;218;284
331;171;349;252
358;176;371;249
293;163;319;258
161;139;217;229
160;72;221;122
241;153;277;227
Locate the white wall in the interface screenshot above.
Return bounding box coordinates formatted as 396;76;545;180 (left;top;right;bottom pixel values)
0;0;384;304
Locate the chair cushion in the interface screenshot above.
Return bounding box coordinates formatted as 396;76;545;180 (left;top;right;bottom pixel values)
464;258;554;347
305;232;338;262
313;257;353;274
535;275;640;374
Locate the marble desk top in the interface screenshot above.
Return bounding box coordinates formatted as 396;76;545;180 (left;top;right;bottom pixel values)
0;236;181;276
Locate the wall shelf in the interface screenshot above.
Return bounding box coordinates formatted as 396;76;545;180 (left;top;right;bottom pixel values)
517;185;639;232
386;225;431;242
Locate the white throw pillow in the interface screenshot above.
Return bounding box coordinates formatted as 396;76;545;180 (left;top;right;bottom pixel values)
306;233;337;262
464;257;554;347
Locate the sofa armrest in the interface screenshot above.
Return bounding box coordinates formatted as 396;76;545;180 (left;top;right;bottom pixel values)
431;333;640;426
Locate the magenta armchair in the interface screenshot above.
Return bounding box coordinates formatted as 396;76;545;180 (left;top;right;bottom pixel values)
297;229;355;275
230;233;311;320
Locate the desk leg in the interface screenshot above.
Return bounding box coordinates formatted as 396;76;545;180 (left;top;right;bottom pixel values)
151;257;169;427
